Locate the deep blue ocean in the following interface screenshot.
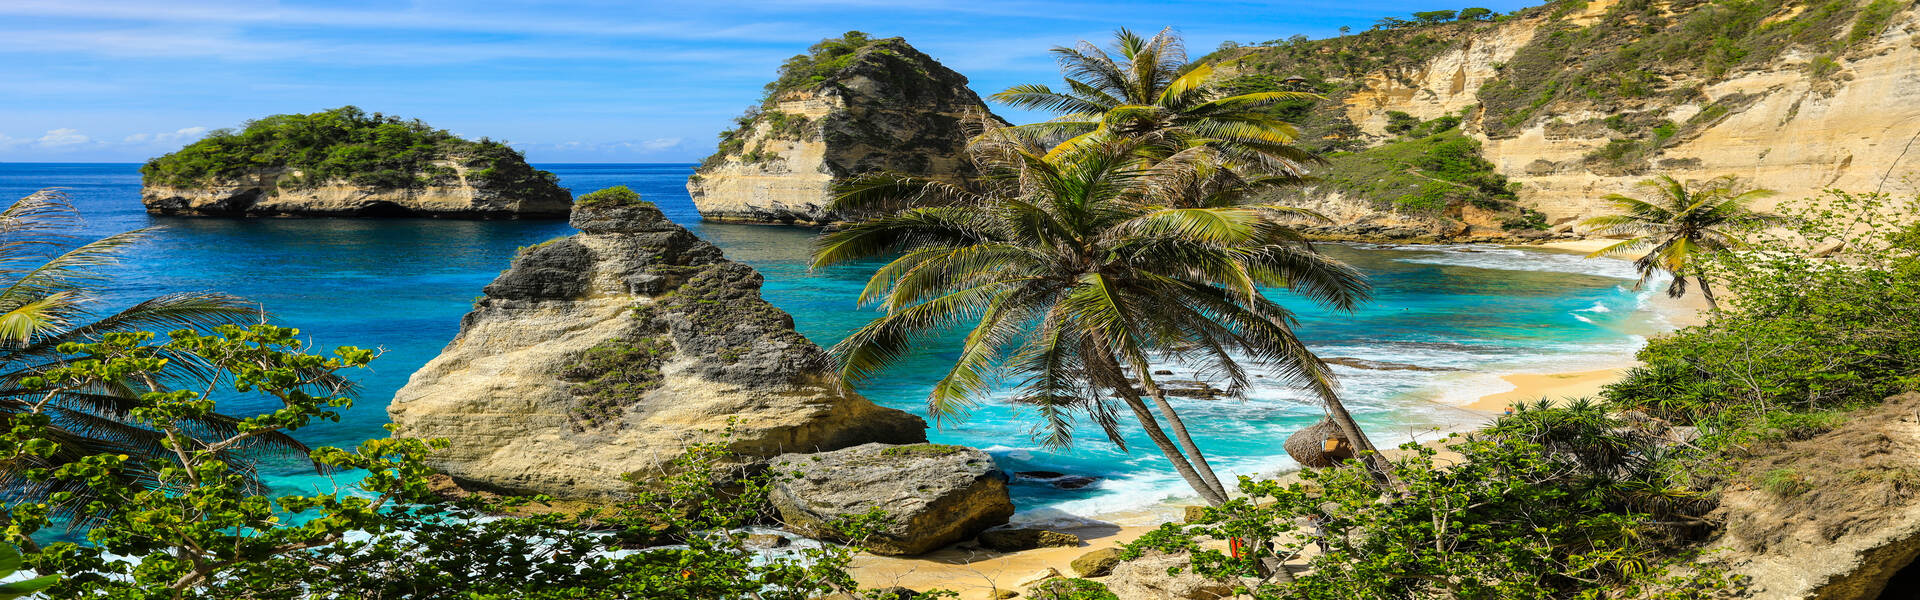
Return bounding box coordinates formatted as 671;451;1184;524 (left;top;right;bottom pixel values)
0;163;1676;525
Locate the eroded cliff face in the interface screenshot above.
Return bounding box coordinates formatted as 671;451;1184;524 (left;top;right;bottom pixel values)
387;200;927;498
142;159;572;219
1217;0;1920;230
687;38;999;225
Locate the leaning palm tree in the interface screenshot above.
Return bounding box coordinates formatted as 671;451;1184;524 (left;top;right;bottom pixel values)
0;190;300;521
812;139;1386;505
988;27;1320;176
1581;175;1781;311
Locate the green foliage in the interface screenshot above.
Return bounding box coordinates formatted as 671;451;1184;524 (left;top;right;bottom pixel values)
766;31;879;101
575;185;648;208
559;334;674;428
2;325;919;598
1026;577;1117;600
1848;0;1902;44
140;106;558;194
1758;468;1811;498
1384;111;1421;135
1411;9;1458;23
877;443;968;458
1460;7;1496;20
0;544;55;598
1127;401;1744;599
1605;189;1920;423
1303;130;1519;217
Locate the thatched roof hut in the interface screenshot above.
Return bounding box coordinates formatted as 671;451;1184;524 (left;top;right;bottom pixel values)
1285;417;1355;468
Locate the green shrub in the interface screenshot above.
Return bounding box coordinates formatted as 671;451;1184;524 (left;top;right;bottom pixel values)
577;185;648;208
1385;111;1421;135
1027;578;1117;600
1759;468;1811;498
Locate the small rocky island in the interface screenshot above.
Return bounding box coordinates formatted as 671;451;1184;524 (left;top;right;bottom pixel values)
140;106;572;218
687;32;1002;225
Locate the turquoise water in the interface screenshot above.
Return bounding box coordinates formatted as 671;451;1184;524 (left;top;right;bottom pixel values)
0;163;1673;525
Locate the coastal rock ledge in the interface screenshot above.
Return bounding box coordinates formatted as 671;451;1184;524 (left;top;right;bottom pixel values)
387;197;927;498
768;442;1014;556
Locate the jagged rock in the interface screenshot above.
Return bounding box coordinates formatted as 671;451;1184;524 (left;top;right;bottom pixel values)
977;528;1081;552
1016;567;1062;589
688;36;1002;225
991;590;1017;600
768;442;1013;556
388;199;927;498
1106;551;1236;600
1070;548;1124;577
745;534;791;549
142;168;572;218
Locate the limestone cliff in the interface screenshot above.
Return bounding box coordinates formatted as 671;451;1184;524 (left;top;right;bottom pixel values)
687;35;1000;225
386;198;927;498
142;159;572;218
1209;0;1920;232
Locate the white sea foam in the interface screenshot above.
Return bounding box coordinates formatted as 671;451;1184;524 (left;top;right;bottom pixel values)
1392;246;1644;280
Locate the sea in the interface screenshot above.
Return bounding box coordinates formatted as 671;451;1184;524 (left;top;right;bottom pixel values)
0;162;1680;527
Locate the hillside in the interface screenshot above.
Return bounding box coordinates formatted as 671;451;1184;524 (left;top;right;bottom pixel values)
1205;0;1919;235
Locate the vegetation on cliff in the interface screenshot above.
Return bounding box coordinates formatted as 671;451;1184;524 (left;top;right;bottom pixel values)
140;106;561;195
701;31;895;169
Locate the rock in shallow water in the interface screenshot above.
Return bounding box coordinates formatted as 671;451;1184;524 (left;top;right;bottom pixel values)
768;442;1013;556
387;200;927;499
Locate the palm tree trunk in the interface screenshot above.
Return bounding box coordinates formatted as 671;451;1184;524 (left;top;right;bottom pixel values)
1144;385;1230;500
1696;276;1720;312
1090;351;1230;505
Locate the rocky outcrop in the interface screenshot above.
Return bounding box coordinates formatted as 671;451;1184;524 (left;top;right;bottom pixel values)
143;167;570;219
1708;392;1920;599
1213;1;1920;230
1106;551;1237;600
386;199;927;498
767;442;1014;555
976;528;1082;552
687;37;1000;225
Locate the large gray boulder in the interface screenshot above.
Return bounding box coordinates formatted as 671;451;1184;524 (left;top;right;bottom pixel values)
388;199;927;498
768;442;1014;555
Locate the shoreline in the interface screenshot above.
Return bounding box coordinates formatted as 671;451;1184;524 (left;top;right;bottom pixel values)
848;238;1713;595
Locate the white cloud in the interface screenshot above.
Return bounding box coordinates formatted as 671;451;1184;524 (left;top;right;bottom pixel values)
36;128;89;147
640;137;683;151
155;126;207;142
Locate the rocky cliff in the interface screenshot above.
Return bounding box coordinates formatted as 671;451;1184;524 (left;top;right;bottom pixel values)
386;197;927;498
687;34;1000;225
141;106;572;218
142;159;572;218
1209;0;1920;232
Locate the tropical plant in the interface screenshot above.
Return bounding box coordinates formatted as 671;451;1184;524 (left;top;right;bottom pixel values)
5;325;922;599
0;543;54;598
987;27;1319;176
1582;175;1781;311
811;138;1385;506
0;190;271;516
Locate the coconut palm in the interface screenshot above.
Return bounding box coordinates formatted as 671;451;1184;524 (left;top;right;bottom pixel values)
988;27;1320;176
0;190;300;520
812;139;1386;505
1582;175;1781;311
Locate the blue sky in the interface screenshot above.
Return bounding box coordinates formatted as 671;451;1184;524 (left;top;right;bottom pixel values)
0;0;1540;163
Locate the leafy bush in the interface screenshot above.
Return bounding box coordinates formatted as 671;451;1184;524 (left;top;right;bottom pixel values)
1385;111;1421;134
765;31;879;101
576;185;647;208
1027;578;1117;600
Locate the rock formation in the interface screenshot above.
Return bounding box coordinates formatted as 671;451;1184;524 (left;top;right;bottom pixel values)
141;106;572;218
142;162;573;218
387;198;927;498
767;442;1014;555
687;35;1000;225
1106;551;1237;600
1211;1;1920;232
1708;392;1920;599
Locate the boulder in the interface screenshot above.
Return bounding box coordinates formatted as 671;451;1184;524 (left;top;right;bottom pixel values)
1106;551;1237;600
768;442;1014;555
744;533;791;549
388;200;927;499
1016;567;1062;589
688;36;1004;225
1070;548;1124;577
977;528;1082;552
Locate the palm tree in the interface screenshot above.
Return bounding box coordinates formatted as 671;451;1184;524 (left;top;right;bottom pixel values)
988;27;1319;175
0;190;298;521
1581;175;1781;311
812;139;1384;505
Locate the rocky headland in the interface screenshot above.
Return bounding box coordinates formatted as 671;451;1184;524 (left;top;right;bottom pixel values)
386;193;929;498
686;33;1001;225
140;106;572;218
